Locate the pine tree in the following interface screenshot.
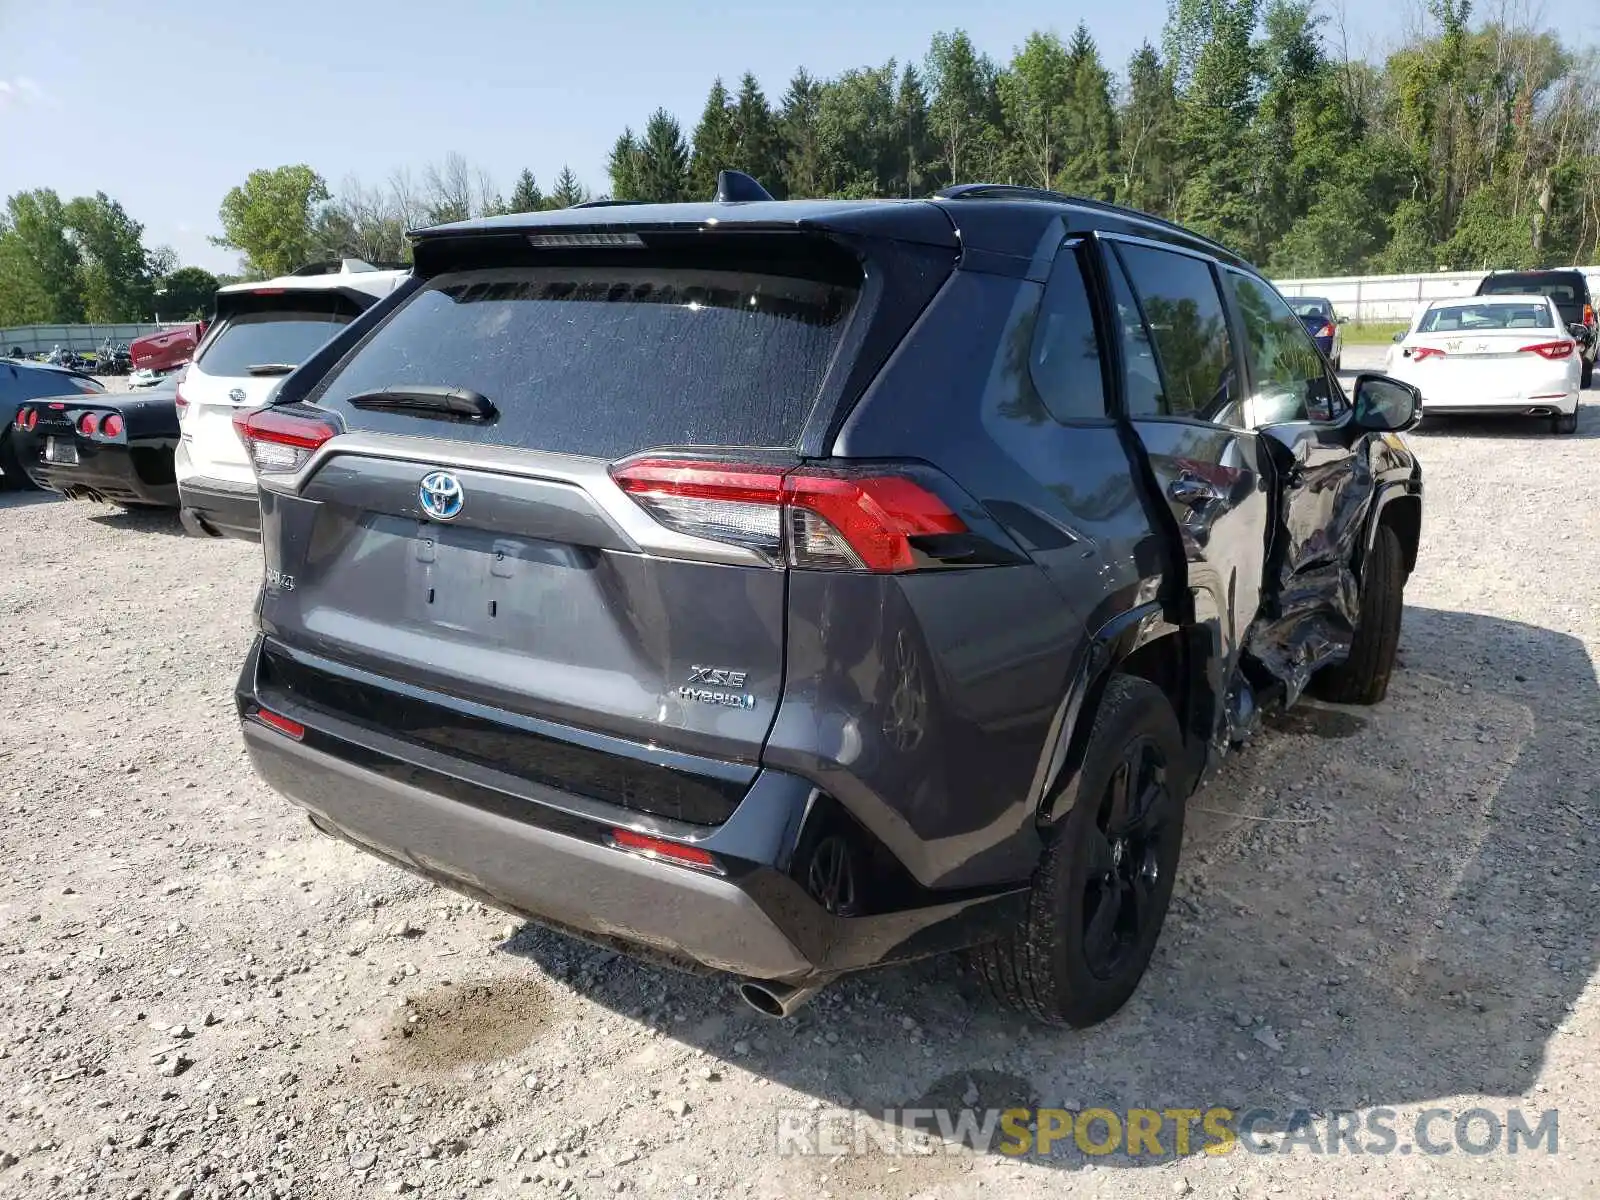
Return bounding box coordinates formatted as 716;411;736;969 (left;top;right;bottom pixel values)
508;169;544;213
547;166;588;209
636;109;692;203
1057;23;1117;200
779;69;825;198
608;129;644;201
894;64;932;196
689;80;737;200
731;73;783;195
1118;42;1180;215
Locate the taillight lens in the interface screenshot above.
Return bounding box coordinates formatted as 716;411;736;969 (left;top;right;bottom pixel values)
102;413;124;438
233;407;339;475
78;412;99;436
174;386;188;417
611;457;966;573
14;407;32;431
1316;323;1335;339
1409;346;1446;361
1519;340;1575;360
1585;304;1595;328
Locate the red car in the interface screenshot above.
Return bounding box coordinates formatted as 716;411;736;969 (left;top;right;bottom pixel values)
130;321;207;373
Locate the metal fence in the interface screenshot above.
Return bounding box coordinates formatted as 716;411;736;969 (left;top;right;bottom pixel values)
1273;267;1600;324
0;323;190;357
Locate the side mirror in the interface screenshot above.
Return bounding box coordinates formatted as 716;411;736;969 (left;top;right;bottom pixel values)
1570;322;1591;343
1391;332;1405;343
1352;373;1422;433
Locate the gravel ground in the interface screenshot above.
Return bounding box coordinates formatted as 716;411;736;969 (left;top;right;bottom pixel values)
2;348;1599;1199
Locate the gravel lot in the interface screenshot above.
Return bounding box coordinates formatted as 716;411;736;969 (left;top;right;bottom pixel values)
3;347;1599;1199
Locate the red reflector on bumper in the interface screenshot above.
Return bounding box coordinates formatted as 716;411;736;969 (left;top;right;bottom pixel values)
255;708;305;740
608;827;722;873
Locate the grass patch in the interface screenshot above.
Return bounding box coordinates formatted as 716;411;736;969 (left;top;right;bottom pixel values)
1342;322;1408;345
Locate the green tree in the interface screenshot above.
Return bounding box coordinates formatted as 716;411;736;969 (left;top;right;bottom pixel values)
817;63;900;197
925;30;1001;187
779;69;826;198
1118;42;1181;214
1171;0;1262;256
64;193;153;320
731;73;784;194
635;109;692;203
1058;24;1118;199
0;190;83;323
508;169;545;213
894;64;933;197
608;128;644;200
214;165;332;278
156;266;220;319
688;79;738;199
999;32;1073;190
547;166;588;209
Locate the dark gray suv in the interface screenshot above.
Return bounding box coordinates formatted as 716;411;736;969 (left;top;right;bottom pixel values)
234;182;1423;1027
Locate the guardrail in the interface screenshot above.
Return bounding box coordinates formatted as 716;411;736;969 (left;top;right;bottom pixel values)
1273;267;1600;323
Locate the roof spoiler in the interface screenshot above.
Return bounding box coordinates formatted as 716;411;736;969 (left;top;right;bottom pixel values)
568;170;775;210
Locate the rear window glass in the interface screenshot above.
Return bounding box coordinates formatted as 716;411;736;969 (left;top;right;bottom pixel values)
310;266;857;458
1478;275;1582;304
1418;303;1553;332
197;311;352;377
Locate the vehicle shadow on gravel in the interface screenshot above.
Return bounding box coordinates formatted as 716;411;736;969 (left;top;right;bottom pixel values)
84;506;188;536
498;604;1599;1176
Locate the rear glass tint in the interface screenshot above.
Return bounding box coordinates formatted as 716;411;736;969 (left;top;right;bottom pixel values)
198;311;353;377
1478;274;1583;304
310;266;857;458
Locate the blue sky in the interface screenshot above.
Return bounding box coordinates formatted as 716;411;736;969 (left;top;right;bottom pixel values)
0;0;1581;273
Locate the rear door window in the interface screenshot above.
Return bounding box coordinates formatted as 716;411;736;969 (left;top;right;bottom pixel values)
197;309;353;377
1114;243;1239;423
310;265;857;459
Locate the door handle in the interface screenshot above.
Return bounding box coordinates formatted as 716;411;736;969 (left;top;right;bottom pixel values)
1168;476;1223;507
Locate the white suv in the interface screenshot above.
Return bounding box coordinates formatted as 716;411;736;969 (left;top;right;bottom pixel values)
176;260;408;539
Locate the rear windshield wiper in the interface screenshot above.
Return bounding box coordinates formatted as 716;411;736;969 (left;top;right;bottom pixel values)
345;386;498;423
246;363;299;376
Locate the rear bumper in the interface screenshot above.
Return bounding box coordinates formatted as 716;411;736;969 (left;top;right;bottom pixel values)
1421;394;1579;418
236;638;1022;983
14;433;177;506
178;477;260;540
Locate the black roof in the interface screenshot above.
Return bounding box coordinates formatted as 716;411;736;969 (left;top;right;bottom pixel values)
410;184;1255;272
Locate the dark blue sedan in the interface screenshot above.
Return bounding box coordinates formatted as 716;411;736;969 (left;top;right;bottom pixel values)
1292;296;1343;371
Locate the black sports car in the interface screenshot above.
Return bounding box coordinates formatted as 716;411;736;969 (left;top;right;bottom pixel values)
12;373;181;507
1;358;106;489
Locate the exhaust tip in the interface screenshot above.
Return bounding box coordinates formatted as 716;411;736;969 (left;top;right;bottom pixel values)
737;979;823;1019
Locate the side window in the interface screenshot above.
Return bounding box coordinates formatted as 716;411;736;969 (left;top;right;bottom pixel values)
1028;246;1107;421
1104;253;1165;417
1225;272;1340;425
1115;243;1240;424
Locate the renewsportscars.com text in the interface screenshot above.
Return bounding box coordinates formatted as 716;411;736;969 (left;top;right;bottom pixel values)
775;1106;1559;1158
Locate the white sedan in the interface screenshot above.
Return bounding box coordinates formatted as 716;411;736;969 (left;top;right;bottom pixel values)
1385;294;1582;434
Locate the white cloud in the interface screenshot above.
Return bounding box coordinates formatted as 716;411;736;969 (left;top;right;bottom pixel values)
0;77;47;110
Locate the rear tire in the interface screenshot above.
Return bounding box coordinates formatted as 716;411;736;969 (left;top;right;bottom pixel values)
971;675;1186;1027
1312;524;1405;705
0;430;36;492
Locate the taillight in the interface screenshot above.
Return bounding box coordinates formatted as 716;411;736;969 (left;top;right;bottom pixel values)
233;407;339;475
15;407;33;431
1316;323;1335;339
78;412;99;436
102;413;124;438
253;707;305;740
612;457;966;573
1519;340;1575;360
608;827;722;874
174;386;188;416
1585;303;1595;328
1409;346;1446;361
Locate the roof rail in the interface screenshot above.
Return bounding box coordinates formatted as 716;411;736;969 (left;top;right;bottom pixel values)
935;183;1241;263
